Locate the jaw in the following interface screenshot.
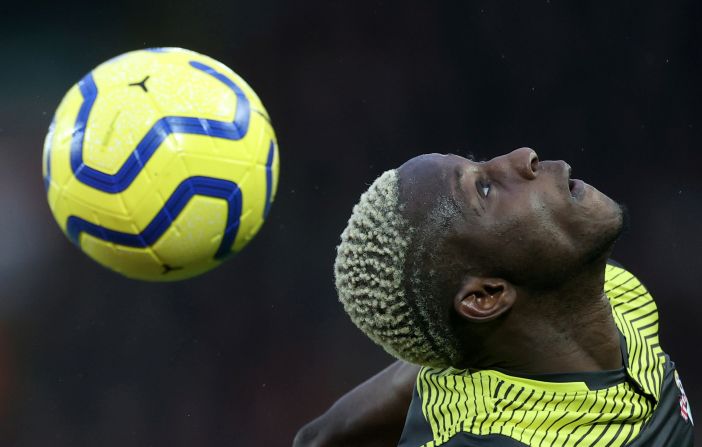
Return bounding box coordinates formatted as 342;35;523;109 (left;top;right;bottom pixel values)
571;186;624;253
489;207;623;292
581;205;625;266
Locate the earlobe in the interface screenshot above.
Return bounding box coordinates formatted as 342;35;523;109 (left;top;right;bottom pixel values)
453;277;516;322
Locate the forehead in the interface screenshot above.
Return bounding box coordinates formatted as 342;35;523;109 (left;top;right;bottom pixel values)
399;153;478;178
397;153;476;216
398;153;478;190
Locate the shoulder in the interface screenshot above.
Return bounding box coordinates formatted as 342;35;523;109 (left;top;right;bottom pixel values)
605;260;668;400
604;260;655;308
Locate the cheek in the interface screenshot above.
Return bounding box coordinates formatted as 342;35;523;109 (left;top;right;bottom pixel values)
480;220;575;286
501;194;580;262
488;205;565;257
496;191;563;239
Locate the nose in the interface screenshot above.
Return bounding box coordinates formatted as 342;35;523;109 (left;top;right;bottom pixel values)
505;147;539;180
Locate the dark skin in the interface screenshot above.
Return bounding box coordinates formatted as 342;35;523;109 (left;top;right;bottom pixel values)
400;148;624;373
293;360;420;447
294;148;625;446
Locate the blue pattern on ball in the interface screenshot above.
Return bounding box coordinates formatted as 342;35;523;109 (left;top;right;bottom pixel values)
69;60;251;193
66;176;243;260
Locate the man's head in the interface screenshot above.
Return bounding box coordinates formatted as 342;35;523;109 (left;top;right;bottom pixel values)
334;148;624;367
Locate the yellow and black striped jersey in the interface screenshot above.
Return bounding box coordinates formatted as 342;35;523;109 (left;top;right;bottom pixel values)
398;263;694;446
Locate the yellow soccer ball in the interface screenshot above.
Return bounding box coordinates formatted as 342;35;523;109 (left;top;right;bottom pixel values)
43;48;279;281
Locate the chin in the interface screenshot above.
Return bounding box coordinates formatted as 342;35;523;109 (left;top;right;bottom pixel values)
582;201;625;265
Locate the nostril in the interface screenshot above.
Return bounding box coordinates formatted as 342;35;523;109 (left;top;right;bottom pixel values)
510;147;539;179
529;152;539;173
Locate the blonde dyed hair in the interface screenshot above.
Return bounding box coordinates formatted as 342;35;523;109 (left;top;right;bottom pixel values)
334;169;461;367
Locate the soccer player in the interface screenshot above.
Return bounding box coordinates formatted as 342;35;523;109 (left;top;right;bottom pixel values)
294;148;694;446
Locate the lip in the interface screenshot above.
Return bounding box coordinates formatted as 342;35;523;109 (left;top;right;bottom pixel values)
568;178;585;200
558;160;573;193
558;160;584;200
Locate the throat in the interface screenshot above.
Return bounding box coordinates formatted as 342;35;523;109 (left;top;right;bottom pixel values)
474;293;624;375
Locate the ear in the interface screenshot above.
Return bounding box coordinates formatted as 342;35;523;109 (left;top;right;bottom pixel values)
453;277;517;322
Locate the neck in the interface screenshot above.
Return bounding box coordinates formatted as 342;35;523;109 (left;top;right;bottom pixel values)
469;258;623;374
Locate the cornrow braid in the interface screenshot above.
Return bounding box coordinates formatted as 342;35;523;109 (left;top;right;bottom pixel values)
334;169;461;367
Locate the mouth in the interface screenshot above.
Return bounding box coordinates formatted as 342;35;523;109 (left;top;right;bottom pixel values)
566;166;585;200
